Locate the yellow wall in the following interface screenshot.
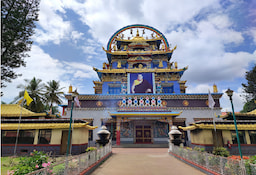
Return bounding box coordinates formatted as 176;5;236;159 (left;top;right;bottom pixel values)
222;130;232;144
33;129;39;144
245;131;251;144
31;128;89;145
51;129;62;144
72;128;88;144
191;130;213;144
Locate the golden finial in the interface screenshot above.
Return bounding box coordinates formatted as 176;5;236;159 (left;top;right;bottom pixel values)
136;29;139;37
151;33;155;38
213;84;218;93
68;85;73;93
173;45;177;50
113;45;117;51
175;62;178;69
102;46;106;51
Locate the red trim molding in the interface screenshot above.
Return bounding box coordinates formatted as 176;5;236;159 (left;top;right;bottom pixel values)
191;143;213;146
2;143;88;146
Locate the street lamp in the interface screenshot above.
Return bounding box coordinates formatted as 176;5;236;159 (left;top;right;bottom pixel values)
225;88;243;159
66;85;79;156
64;85;79;175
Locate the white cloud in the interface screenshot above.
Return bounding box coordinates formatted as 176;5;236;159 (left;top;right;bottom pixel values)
1;45;96;103
33;0;72;45
220;87;245;112
63;61;98;79
71;31;84;43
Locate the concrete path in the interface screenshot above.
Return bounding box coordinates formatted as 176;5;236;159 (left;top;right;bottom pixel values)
91;148;206;175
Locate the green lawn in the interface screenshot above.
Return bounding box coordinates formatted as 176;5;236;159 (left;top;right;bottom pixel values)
1;157;20;175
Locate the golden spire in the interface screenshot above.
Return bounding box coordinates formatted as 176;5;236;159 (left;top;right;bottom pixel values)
136;29;139;37
213;84;218;93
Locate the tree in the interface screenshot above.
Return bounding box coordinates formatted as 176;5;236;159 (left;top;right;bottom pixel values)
241;64;256;113
16;77;45;112
1;0;40;90
44;80;64;114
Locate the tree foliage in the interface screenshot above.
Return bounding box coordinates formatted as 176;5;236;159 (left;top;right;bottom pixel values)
14;77;64;114
44;80;64;113
16;77;45;112
1;0;40;89
241;64;256;113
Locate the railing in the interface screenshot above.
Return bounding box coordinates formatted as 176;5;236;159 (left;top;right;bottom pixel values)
27;143;112;175
169;145;256;175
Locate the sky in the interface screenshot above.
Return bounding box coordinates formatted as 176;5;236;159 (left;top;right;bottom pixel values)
2;0;256;112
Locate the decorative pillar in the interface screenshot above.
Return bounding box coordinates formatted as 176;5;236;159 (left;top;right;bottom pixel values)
168;117;173;131
116;118;121;145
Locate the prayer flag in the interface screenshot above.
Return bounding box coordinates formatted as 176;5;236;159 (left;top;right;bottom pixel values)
74;96;80;107
24;90;33;106
208;90;215;109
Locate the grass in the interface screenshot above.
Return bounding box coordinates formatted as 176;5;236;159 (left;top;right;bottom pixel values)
1;157;20;175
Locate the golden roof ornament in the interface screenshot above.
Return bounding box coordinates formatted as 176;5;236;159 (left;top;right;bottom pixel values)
213;84;218;93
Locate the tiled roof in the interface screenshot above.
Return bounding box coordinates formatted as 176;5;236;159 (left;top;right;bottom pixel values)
1;123;98;130
1;104;46;117
179;123;256;131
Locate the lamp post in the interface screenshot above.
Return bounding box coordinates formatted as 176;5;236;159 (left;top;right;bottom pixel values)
66;85;79;156
64;85;78;175
225;88;243;159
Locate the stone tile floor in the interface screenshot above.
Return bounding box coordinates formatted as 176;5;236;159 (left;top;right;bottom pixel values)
91;148;206;175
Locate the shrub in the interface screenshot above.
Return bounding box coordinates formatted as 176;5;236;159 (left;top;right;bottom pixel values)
10;150;53;175
193;146;205;152
212;147;230;157
86;147;97;152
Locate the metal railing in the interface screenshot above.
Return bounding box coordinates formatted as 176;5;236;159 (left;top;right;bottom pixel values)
169;145;256;175
27;143;112;175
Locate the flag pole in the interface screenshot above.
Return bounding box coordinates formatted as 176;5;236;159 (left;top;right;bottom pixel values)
14;99;24;156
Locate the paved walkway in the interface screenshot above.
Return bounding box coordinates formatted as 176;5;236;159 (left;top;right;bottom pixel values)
91;148;206;175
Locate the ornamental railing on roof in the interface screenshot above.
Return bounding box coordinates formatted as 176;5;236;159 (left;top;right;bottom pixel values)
119;96;167;107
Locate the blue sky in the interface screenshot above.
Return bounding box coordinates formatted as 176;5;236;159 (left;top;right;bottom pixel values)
2;0;256;112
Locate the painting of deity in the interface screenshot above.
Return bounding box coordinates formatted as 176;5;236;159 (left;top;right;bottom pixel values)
121;122;133;138
154;121;168;138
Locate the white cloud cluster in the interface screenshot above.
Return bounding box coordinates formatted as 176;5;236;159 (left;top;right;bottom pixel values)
3;0;255;113
1;45;96;103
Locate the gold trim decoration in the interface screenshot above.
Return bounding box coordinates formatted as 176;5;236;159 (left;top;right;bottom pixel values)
96;101;103;107
183;100;189;106
162;100;167;106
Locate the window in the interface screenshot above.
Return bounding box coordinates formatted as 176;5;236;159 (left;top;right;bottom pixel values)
88;121;93;141
248;131;256;144
1;130;35;144
38;130;51;144
231;131;246;144
162;86;173;93
108;87;121;94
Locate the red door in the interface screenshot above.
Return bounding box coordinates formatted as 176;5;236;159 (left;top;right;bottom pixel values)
135;125;152;143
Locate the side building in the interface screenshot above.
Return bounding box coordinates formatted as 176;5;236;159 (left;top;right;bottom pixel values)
64;24;222;146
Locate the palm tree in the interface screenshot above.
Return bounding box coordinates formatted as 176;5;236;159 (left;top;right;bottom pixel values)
44;80;64;114
16;77;45;112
